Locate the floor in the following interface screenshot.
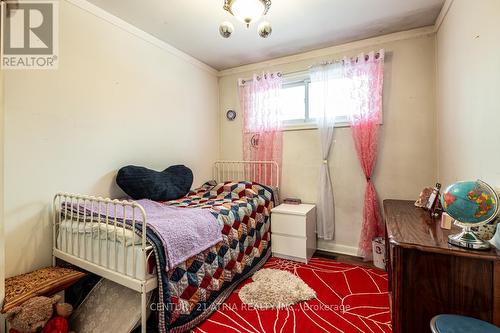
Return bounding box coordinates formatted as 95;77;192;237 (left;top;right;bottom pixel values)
137;252;390;333
194;254;390;333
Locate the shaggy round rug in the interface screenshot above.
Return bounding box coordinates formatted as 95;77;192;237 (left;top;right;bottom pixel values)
238;268;316;309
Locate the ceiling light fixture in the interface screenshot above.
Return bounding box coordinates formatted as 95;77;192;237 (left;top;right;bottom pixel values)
220;0;272;38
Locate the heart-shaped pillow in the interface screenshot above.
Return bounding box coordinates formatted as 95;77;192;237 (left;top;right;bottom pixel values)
116;165;193;201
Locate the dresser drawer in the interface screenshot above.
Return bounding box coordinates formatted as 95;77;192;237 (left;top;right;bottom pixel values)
272;213;306;237
272;234;307;260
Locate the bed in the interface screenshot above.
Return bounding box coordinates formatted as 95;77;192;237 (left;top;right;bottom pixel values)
52;161;279;333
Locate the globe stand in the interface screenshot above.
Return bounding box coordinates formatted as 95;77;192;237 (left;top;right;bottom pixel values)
448;226;491;250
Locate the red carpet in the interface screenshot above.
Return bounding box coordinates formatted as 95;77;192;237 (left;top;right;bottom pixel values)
194;257;391;333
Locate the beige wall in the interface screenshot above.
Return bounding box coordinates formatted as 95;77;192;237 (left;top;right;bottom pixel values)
219;33;437;254
436;0;500;189
3;0;219;277
0;63;4;313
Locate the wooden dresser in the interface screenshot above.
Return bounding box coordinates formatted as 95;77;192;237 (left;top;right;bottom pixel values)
384;200;500;333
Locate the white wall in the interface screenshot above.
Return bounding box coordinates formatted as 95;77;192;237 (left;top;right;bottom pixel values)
219;31;438;255
436;0;500;188
3;0;219;277
0;60;4;317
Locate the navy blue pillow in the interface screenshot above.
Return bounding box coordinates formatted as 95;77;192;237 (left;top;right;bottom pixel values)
116;165;193;201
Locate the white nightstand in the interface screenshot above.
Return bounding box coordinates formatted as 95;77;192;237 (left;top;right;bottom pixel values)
271;203;316;263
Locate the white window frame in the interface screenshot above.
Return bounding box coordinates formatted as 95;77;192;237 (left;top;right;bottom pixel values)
281;74;353;131
281;78;312;129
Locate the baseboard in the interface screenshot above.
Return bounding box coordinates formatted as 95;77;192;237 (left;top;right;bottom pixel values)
316;242;359;257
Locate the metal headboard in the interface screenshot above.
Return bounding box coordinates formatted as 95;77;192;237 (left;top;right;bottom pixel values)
213;160;279;188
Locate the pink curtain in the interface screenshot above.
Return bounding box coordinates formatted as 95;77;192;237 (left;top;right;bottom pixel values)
344;50;385;260
239;73;283;186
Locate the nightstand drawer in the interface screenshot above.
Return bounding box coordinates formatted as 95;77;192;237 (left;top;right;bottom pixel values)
272;213;306;237
272;234;307;260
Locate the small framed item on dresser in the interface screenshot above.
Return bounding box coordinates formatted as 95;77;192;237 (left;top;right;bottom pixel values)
426;183;443;218
271;203;316;263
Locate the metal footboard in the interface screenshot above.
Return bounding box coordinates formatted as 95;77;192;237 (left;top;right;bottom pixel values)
52;193;156;332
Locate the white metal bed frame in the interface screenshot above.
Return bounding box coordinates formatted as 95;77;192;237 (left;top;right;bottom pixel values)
52;161;278;333
212;160;279;188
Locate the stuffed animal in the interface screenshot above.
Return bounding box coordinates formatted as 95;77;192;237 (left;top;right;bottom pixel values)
6;295;61;333
42;302;73;333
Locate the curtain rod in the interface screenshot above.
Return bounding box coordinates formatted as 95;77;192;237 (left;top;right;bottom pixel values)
239;70;308;85
239;50;383;85
311;51;382;68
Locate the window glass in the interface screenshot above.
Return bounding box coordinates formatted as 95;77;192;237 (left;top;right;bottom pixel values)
309;78;352;121
281;84;306;121
279;75;378;127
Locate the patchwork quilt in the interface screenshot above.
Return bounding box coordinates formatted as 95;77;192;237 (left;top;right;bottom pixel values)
152;181;276;332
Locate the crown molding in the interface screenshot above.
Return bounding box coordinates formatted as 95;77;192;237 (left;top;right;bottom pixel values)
64;0;218;76
434;0;454;32
64;0;446;79
217;26;435;77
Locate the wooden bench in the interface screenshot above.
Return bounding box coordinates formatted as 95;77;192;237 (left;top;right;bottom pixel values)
2;266;86;313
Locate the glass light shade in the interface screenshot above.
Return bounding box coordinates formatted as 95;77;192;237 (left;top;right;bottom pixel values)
258;21;272;38
219;21;234;38
230;0;265;26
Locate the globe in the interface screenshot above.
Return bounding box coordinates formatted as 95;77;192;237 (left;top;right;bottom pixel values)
440;180;499;250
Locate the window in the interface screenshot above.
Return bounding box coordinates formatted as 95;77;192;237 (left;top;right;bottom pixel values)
280;82;306;122
281;79;310;125
280;75;359;128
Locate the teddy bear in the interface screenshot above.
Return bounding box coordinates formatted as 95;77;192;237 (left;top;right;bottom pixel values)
6;295;61;333
41;302;74;333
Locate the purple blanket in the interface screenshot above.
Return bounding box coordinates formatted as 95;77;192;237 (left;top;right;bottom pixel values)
69;199;222;270
135;200;222;270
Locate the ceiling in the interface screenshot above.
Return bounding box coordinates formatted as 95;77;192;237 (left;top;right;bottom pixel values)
86;0;445;71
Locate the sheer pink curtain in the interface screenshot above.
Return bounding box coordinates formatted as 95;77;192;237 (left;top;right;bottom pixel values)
239;73;283;186
345;50;385;260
